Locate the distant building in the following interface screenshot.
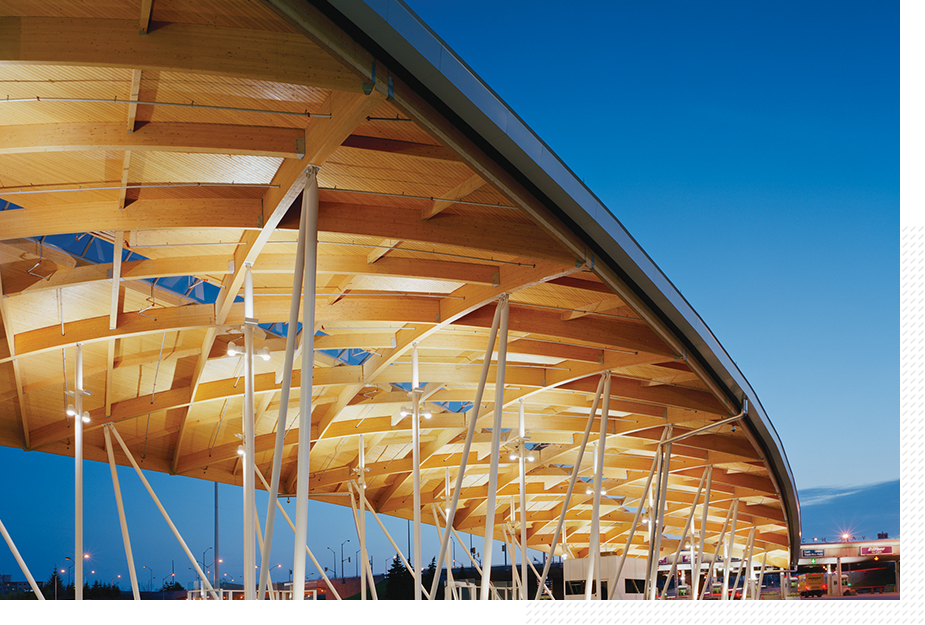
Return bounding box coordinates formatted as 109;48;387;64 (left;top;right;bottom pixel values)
1;574;32;595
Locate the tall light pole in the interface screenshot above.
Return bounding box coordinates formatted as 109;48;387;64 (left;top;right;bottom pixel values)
340;539;350;582
326;547;336;579
142;565;154;592
202;546;212;583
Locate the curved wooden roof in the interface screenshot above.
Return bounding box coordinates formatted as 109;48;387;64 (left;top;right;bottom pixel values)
0;0;799;570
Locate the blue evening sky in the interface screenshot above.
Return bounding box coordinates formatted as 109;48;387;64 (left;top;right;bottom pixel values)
0;0;898;590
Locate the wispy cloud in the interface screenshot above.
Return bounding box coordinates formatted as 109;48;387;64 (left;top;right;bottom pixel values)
799;478;899;506
798;479;899;541
800;486;864;507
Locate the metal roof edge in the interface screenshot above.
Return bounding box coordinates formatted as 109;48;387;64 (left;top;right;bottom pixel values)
322;0;801;565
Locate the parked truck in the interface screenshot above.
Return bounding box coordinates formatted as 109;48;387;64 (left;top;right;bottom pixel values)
798;572;826;598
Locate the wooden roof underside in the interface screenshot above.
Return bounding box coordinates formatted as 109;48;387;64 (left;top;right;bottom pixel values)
0;0;792;567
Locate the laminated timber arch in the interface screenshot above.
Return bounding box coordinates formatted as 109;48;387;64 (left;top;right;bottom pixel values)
0;0;800;582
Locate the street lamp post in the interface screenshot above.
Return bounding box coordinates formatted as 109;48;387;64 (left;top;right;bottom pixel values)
326;546;336;579
142;565;154;592
202;546;212;582
340;539;350;582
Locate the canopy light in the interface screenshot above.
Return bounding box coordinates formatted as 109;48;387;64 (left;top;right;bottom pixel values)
227;342;271;361
585;487;606;496
66;404;77;417
399;406;431;419
81;412;90;423
237;445;246;456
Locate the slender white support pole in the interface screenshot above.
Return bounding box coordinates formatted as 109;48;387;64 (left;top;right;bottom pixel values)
506;525;554;599
434;506;483;574
430;505;456;594
534;373;606;599
103;426;140;600
428;298;505;599
755;552;767;600
517;399;528;600
74;343;84;600
606;427;669;599
691;466;712;600
254;467;341;600
346;483;378;600
503;525;522;598
733;526;755;600
259;176;308;598
253;507;275;600
584;372;611;600
107;424;219;599
411;342;422;600
293;171;319;599
0;517;44;600
721;499;739;600
242;263;258;600
659;470;707;599
362;494;429;598
358;435;369;600
643;445;662;599
646;441;672;600
480;294;509;600
698;503;734;600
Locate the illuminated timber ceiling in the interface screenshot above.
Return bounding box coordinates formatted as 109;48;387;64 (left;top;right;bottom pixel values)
0;0;798;568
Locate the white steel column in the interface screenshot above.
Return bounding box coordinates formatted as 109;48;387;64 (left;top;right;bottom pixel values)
585;372;611;600
534;373;606;599
242;263;257;599
646;439;672;599
258;173;308;598
108;424;218;599
518;399;528;600
293;172;319;599
255;467;341;599
606;427;667;599
74;343;84;600
428;299;505;599
691;466;712;600
435;506;483;574
358;436;369;600
506;526;552;599
411;342;422;600
733;527;755;600
503;525;522;598
754;552;767;600
480;294;510;600
362;495;430;598
720;499;739;600
697;503;734;600
103;426;140;600
431;504;456;595
347;482;377;600
0;517;44;600
659;470;707;599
